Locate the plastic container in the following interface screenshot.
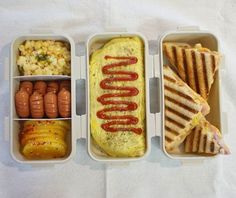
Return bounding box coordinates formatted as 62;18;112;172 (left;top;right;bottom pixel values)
86;32;153;162
10;34;78;164
159;26;227;163
5;26;228;165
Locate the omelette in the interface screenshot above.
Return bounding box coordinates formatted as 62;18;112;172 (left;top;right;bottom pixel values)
89;36;146;157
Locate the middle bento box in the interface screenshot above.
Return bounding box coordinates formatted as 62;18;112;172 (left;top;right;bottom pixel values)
10;28;227;165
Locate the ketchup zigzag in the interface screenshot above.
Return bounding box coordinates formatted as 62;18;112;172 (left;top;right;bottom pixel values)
96;55;142;135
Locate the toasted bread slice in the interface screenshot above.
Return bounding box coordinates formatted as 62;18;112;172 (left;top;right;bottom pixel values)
163;42;221;99
185;118;230;155
164;65;210;151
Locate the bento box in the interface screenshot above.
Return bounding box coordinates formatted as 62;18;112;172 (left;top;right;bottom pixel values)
6;26;227;165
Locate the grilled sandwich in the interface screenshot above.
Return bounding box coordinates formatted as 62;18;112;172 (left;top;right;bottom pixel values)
164;65;210;151
163;42;221;99
185;118;230;155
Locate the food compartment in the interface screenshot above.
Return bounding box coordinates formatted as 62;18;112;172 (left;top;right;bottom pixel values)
11;78;73;163
160;31;223;159
11;120;72;163
11;35;72;78
13;79;71;119
10;34;76;163
86;33;151;161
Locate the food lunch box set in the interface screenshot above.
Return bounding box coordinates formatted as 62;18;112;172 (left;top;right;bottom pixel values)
4;26;228;165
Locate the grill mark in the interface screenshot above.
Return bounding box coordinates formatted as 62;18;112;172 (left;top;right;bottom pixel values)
165;106;191;121
196;128;201;152
165;116;185;129
211;55;216;74
191;51;200;94
165;126;179;136
172;46;177;65
191;127;197;152
182;49;189;84
164;75;176;83
165;136;172;143
164;85;195;102
165;95;198;114
201;53;208;98
203;135;207;152
210;141;215;153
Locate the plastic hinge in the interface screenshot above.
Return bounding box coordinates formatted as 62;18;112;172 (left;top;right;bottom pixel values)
153;54;160;78
4;57;9;81
80;56;86;79
154;54;162;137
147;55;162;137
80;115;87;138
177;26;200;31
147;55;156;138
4;117;9;141
29;28;54;34
74;55;87;139
155;113;161;137
104;26;127;32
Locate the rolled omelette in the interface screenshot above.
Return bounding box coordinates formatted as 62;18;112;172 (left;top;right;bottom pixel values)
89;36;146;157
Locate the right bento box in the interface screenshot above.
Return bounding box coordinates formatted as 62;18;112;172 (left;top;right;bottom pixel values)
8;26;230;165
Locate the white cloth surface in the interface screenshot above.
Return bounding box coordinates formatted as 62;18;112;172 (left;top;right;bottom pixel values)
0;0;236;197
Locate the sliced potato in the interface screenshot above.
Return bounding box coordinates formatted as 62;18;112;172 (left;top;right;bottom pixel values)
20;127;66;138
22;140;67;159
23;120;71;130
20;133;63;146
19;120;70;159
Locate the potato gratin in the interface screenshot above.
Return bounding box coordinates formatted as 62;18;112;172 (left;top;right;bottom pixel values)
17;40;71;75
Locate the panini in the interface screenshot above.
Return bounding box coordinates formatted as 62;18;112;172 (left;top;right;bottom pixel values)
163;42;221;99
164;65;210;151
185;118;230;155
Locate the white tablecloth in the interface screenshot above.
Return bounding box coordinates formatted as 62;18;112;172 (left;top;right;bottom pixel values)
0;0;236;197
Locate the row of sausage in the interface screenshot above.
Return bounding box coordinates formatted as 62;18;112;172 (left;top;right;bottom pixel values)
15;80;71;118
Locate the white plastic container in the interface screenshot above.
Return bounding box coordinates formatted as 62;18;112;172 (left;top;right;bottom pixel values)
86;32;154;162
10;34;79;164
159;26;226;162
7;26;228;165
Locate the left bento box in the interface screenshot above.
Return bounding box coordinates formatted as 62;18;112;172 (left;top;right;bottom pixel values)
10;34;77;164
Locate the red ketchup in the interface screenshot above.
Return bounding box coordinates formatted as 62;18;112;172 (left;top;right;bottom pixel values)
96;55;142;135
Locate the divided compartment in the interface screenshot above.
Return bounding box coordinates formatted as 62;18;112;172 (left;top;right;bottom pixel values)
12;78;72;120
86;32;153;161
10;34;76;164
11;119;73;164
159;30;222;160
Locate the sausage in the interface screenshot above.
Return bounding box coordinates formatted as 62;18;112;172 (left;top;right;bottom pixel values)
44;92;58;118
58;88;71;118
15;89;30;118
19;81;33;95
30;91;44;118
34;81;47;95
59;80;71;91
47;81;59;93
